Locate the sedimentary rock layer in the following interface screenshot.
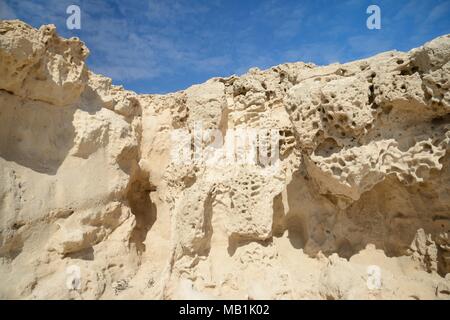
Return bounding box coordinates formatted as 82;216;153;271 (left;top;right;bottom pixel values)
0;20;449;299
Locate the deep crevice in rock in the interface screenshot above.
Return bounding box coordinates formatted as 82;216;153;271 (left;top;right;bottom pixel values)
127;170;157;254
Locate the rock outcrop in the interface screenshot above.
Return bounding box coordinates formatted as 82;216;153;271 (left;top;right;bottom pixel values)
0;20;449;300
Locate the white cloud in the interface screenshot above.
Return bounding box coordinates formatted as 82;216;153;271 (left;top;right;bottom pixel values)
423;1;450;26
145;0;210;22
250;0;305;39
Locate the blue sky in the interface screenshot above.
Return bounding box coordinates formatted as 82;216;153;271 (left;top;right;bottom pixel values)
1;0;449;94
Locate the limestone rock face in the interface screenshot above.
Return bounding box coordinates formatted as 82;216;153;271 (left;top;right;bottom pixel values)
1;20;450;300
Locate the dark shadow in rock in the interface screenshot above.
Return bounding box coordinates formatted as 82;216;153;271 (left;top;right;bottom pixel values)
66;246;94;261
271;171;309;250
0;230;24;262
128;172;157;254
78;85;103;115
197;193;214;257
0;94;76;175
272;193;286;237
342;159;450;276
273;158;450;276
286;215;308;250
227;235;272;257
314;137;342;157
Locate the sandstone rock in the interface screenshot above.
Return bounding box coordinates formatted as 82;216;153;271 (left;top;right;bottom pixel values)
0;20;449;300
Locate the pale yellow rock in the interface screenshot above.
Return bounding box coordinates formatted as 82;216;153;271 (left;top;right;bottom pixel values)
0;20;449;300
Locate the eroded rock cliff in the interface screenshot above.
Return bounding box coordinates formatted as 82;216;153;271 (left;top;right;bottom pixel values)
0;20;449;299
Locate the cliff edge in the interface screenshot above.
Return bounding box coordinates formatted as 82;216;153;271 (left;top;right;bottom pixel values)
1;20;449;299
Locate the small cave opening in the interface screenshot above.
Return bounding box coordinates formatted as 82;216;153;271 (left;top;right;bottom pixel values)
271;181;309;250
126;172;157;254
314;137;342;157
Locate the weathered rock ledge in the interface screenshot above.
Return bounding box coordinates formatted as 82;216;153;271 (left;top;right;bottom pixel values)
1;20;449;299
